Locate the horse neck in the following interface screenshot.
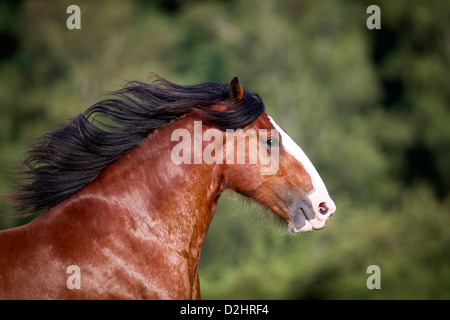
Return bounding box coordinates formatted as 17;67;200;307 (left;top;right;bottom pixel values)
91;117;225;264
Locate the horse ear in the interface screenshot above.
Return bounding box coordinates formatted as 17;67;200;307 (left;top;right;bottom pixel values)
229;76;244;102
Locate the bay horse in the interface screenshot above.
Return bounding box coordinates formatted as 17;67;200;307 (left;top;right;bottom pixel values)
0;75;336;299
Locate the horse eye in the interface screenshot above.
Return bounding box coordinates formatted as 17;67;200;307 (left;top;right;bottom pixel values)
263;135;279;148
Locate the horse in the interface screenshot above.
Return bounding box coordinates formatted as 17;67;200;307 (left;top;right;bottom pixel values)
0;75;336;299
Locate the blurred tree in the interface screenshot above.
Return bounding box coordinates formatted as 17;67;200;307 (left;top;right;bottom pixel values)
367;0;450;199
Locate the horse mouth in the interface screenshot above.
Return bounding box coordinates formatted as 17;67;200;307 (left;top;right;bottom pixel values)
288;206;329;234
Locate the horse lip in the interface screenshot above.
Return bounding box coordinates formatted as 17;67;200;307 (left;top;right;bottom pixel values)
288;207;312;233
299;207;307;217
289;206;329;233
300;206;323;228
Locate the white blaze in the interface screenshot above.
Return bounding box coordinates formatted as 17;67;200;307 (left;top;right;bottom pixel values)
268;115;336;231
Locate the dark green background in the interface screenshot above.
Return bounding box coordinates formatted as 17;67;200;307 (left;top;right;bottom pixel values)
0;0;449;299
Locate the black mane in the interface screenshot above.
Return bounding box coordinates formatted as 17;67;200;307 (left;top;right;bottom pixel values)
11;75;265;215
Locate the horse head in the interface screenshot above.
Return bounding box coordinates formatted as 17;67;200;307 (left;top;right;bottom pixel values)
222;77;336;233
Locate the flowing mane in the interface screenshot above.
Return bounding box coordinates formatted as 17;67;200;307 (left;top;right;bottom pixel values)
11;75;265;215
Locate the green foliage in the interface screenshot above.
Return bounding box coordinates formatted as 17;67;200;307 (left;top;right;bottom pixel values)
0;0;448;299
202;187;450;299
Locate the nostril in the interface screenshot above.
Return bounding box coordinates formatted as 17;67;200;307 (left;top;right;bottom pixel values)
318;202;328;215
